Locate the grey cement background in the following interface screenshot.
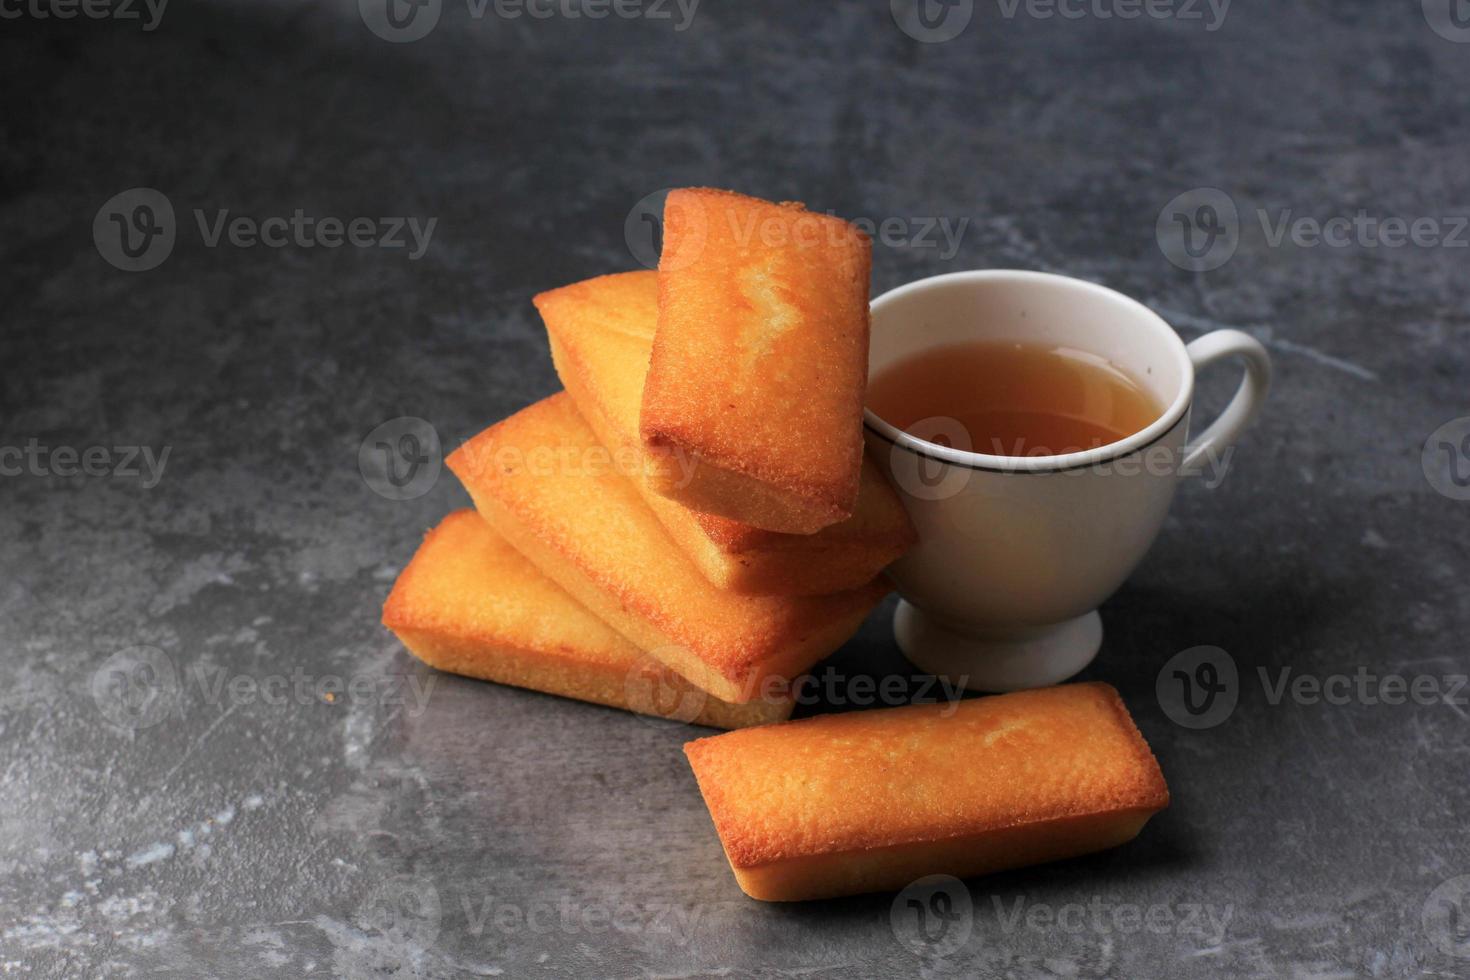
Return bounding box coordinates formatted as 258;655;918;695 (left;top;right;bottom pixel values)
3;1;1469;977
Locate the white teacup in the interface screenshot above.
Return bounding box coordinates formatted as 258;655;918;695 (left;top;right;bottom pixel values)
865;270;1271;692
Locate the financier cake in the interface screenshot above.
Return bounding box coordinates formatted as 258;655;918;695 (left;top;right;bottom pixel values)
382;510;791;729
535;270;914;596
683;682;1170;901
641;187;872;535
446;393;889;704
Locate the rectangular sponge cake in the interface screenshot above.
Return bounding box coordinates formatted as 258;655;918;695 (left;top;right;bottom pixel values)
641;188;872;535
683;682;1170;901
535;270;914;596
383;510;791;729
447;393;889;704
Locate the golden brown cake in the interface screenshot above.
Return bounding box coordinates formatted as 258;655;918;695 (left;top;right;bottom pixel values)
640;188;872;534
683;682;1170;901
382;510;791;729
534;270;914;596
446;393;889;704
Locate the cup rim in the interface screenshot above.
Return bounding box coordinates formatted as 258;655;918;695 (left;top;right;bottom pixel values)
863;269;1195;474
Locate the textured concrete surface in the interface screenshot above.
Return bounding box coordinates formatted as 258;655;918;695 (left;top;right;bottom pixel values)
3;1;1469;977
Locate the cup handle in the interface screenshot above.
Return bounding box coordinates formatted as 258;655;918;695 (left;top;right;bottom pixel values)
1181;329;1272;473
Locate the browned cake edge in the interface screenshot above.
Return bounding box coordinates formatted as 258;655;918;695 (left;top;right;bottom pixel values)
641;441;853;535
640;187;868;534
444;403;888;703
380;513;792;730
388;626;791;731
683;684;1170;900
545;315;912;592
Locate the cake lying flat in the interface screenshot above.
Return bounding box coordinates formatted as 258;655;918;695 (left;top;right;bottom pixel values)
447;393;889;704
641;187;872;534
683;682;1170;901
536;270;914;596
382;510;790;729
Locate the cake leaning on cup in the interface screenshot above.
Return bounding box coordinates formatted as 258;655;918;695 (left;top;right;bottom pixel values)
683;682;1169;901
535;269;914;596
382;510;792;729
447;393;889;705
640;187;872;535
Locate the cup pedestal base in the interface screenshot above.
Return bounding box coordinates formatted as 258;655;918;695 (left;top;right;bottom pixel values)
893;601;1102;693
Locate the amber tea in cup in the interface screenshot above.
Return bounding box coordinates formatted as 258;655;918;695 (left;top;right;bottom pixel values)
866;339;1164;457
